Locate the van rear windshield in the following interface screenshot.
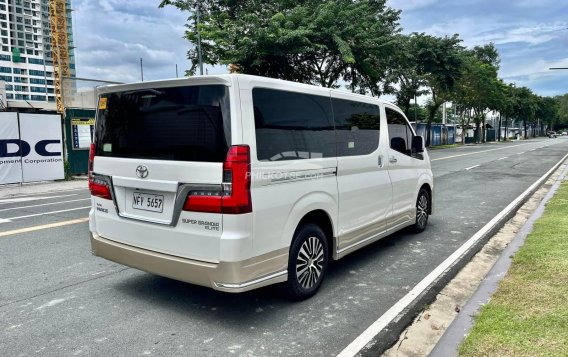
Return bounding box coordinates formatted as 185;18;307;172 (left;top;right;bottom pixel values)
95;85;231;162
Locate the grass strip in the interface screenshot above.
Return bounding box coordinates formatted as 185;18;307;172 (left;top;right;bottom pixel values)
459;181;568;357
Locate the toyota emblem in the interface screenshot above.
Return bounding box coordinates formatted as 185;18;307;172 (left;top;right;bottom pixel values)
136;165;149;179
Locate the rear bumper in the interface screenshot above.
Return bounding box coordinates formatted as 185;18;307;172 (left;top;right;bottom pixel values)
90;232;288;293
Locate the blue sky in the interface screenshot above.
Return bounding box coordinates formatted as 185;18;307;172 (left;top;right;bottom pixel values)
73;0;568;97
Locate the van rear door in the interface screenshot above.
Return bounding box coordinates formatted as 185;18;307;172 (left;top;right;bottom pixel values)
90;82;239;262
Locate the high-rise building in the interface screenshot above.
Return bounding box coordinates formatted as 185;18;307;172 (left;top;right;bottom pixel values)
0;0;75;106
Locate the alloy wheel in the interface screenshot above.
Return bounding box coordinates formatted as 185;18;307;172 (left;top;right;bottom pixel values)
295;236;325;289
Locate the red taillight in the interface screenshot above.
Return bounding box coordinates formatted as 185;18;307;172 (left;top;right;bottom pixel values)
183;145;252;214
89;179;112;200
88;143;112;200
88;143;95;182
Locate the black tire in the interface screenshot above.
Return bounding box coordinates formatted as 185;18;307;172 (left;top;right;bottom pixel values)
412;188;430;233
285;223;329;300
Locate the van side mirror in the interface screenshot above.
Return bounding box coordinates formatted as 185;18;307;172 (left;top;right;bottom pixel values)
412;136;424;154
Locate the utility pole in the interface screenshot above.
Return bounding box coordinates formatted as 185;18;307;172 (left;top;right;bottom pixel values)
196;4;204;75
176;64;179;78
140;58;144;82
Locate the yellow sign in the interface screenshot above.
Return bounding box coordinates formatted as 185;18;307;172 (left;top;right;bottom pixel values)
71;118;95;125
98;97;108;110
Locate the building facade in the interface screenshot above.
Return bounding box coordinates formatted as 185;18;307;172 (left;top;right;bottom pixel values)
0;0;75;107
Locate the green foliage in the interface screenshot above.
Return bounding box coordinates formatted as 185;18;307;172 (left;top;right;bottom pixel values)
160;0;563;136
161;0;401;94
64;160;73;181
554;94;568;128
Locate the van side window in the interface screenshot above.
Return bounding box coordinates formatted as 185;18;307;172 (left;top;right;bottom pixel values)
331;98;381;156
253;88;335;161
386;107;413;156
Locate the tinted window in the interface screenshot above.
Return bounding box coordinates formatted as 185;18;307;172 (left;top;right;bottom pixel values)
253;88;335;161
95;85;231;162
332;98;381;156
386;107;413;156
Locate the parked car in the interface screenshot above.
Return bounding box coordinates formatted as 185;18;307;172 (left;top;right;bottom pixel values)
562;131;567;136
88;74;434;299
548;131;557;138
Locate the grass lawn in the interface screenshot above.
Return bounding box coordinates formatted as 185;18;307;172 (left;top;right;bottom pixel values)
459;180;568;357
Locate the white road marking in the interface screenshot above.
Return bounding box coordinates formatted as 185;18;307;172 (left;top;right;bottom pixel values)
498;157;508;160
0;218;12;223
517;152;525;155
337;152;568;357
0;218;90;237
431;142;535;162
1;206;90;222
0;198;90;212
0;194;79;205
464;165;480;171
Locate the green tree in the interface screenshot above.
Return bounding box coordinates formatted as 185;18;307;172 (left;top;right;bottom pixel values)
452;48;500;143
160;0;401;94
409;33;464;146
390;34;429;117
536;96;557;134
512;86;538;139
554;94;568;129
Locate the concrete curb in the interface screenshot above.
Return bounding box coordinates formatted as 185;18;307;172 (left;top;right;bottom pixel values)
429;162;568;356
353;153;568;356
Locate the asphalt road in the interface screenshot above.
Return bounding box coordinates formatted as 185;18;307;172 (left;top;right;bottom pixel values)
1;137;568;356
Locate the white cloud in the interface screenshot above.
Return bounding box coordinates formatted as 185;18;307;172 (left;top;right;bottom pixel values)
73;0;193;83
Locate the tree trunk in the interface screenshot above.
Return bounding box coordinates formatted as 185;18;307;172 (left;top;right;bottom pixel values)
497;113;502;142
475;121;481;143
524;120;528;139
504;115;508;141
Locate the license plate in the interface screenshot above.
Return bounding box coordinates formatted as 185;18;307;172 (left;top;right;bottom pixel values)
132;192;164;213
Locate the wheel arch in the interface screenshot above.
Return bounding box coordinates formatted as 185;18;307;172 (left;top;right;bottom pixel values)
292;209;335;261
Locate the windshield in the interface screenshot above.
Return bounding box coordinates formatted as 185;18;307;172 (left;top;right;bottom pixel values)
95;84;231;162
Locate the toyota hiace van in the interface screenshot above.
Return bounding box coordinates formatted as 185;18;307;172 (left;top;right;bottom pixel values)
89;74;433;299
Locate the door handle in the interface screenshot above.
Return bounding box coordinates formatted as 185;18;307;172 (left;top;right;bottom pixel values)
378;155;383;167
389;157;398;164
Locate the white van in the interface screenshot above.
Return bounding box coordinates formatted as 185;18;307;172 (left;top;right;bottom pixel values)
89;74;433;299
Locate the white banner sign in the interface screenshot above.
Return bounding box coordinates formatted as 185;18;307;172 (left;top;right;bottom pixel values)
0;112;23;184
19;114;64;182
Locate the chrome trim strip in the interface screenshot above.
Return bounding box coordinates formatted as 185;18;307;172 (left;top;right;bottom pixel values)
213;270;288;290
266;169;337;185
94;175;223;228
336;220;412;256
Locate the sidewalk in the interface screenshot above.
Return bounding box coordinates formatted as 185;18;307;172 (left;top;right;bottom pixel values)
0;178;88;199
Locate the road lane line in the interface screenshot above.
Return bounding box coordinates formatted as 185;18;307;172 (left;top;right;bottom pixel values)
430;143;536;162
0;198;90;212
464;165;480;171
3;206;91;221
337;152;568;357
0;194;79;205
0;218;89;237
498;157;508;160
